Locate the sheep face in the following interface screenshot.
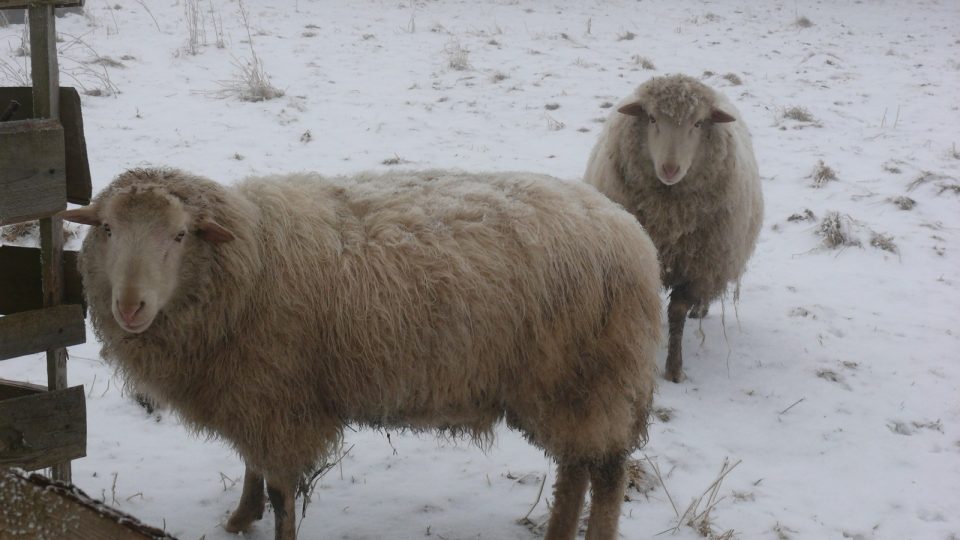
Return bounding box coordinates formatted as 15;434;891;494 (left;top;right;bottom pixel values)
619;94;736;185
60;188;235;334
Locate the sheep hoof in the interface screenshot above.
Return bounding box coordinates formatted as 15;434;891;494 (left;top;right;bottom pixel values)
664;368;685;383
224;510;262;534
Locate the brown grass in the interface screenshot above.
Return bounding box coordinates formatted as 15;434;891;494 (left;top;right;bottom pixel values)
817;212;860;248
810;160;837;187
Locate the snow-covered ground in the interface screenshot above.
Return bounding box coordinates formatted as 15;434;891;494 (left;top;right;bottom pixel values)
2;1;959;538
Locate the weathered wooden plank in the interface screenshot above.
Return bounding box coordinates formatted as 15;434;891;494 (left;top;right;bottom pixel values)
0;245;84;315
0;379;46;401
0;119;67;225
0;87;92;204
29;4;58;120
0;466;174;540
0;385;85;471
0;305;85;361
0;0;83;8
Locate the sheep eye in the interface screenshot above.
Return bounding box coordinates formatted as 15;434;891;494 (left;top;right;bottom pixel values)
694;121;704;128
103;223;111;236
649;117;657;124
175;231;186;243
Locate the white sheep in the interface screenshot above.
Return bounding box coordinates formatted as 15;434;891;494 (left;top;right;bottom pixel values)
585;74;763;382
60;168;662;540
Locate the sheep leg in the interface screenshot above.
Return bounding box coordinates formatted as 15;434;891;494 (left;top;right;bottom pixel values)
224;467;266;533
543;461;589;540
266;475;298;540
665;286;692;383
688;302;709;319
584;454;627;540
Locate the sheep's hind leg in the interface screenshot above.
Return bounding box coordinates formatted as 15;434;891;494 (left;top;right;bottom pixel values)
584;453;628;540
688;301;709;319
543;460;589;540
266;475;298;540
224;467;265;533
665;286;692;383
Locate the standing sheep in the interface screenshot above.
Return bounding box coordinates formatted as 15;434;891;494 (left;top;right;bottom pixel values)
60;168;662;540
585;74;763;383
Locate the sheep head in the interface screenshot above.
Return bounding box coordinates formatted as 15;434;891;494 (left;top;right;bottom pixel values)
618;75;736;185
60;187;234;334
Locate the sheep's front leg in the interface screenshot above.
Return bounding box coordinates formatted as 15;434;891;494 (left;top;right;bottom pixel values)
266;474;298;540
584;453;627;540
224;467;265;533
665;286;691;383
544;460;589;540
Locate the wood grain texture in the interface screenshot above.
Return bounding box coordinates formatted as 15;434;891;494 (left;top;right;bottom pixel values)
0;87;94;205
0;379;46;401
0;305;85;361
0;0;83;8
0;119;66;225
0;245;84;315
0;386;85;471
0;466;176;540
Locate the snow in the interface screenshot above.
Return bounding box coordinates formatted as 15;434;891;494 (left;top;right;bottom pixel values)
2;1;959;539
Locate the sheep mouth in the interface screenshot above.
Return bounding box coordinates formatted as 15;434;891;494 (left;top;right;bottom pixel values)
657;174;685;186
117;318;153;334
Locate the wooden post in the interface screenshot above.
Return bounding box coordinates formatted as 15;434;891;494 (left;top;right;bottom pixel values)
28;2;70;483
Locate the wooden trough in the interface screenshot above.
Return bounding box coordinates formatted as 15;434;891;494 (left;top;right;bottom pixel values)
0;467;177;540
0;0;90;483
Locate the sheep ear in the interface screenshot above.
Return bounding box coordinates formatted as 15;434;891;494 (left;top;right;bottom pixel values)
58;206;101;226
196;219;236;244
617;101;647;117
710;107;736;123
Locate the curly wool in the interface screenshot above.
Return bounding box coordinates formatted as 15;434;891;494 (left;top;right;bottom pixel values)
78;168;662;480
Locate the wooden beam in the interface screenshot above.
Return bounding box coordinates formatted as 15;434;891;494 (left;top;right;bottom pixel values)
0;305;85;362
0;379;46;401
28;3;59;120
0;86;92;205
0;466;175;540
0;119;67;225
0;385;85;471
0;0;83;7
0;245;84;315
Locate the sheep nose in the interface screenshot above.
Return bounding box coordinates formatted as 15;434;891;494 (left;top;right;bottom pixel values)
117;298;146;325
662;163;680;180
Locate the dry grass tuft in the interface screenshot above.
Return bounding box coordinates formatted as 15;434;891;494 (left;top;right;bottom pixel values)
787;209;816;222
624;458;657;500
870;232;898;254
889;196;916;210
675;458;741;539
782;106;815;123
381;154;411;166
817;212;861;249
653;407;675;423
794;16;814;28
810;160;837;187
631;55;656;70
722;73;742;85
617;30;636;41
490;71;508;83
445;38;470;70
216;0;283;102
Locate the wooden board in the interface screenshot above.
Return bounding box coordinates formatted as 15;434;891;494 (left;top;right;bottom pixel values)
0;304;85;361
0;379;46;401
0;467;176;540
0;0;83;9
0;118;66;225
0;385;85;471
0;244;85;315
0;87;91;204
